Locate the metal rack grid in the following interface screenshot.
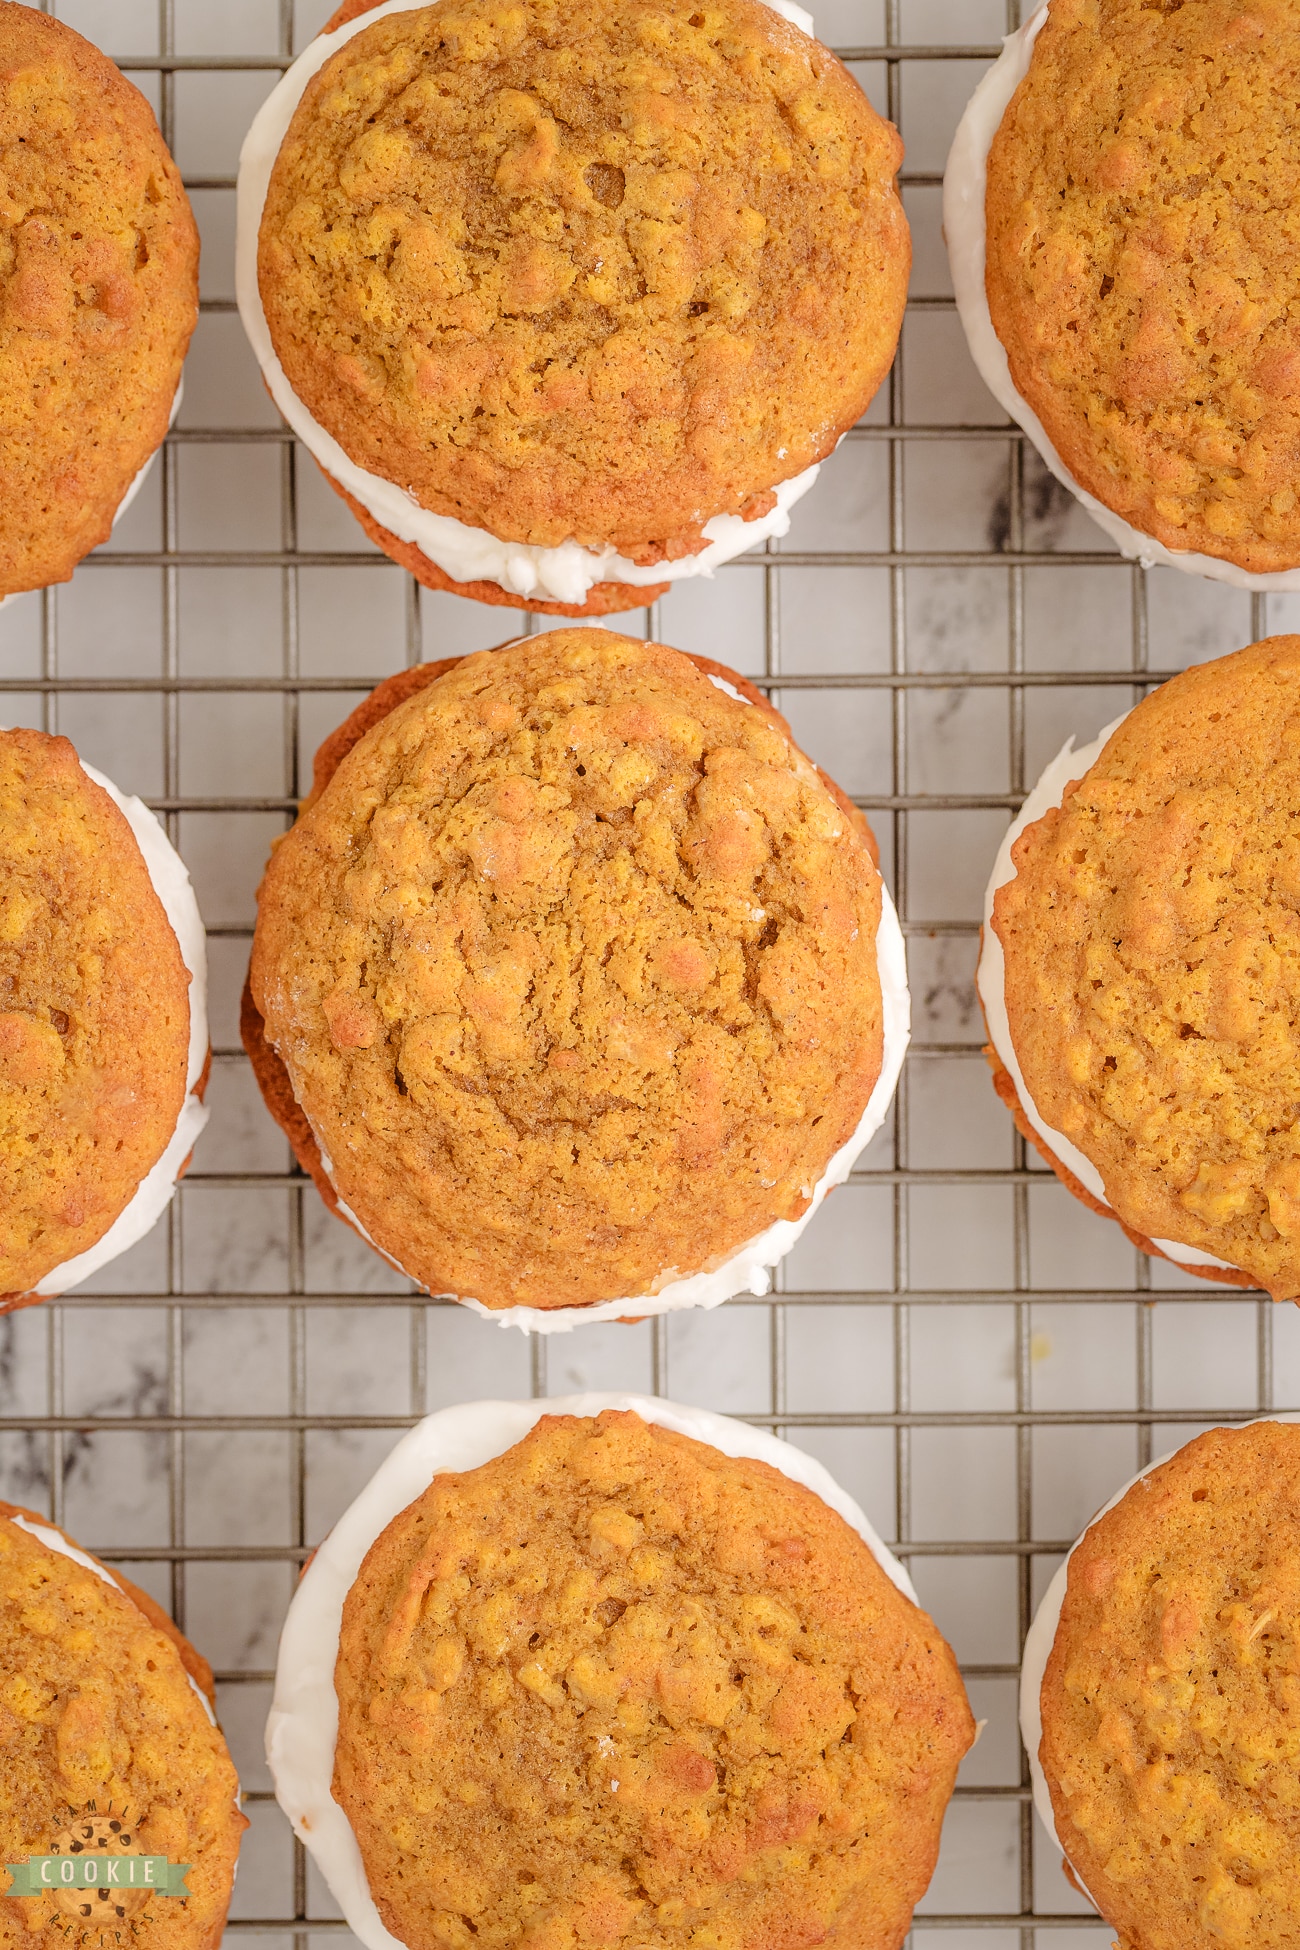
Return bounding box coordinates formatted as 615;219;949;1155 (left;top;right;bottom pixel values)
2;2;1295;1945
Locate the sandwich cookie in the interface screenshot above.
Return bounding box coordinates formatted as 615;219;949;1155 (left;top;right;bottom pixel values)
946;0;1300;590
268;1394;975;1950
237;0;908;614
243;631;907;1328
0;1499;245;1950
1022;1420;1300;1948
0;728;208;1308
0;4;197;599
976;639;1300;1296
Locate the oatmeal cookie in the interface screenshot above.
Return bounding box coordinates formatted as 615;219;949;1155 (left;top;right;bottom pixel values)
1040;1421;1300;1950
0;1504;245;1950
985;0;1300;573
258;0;907;563
247;630;885;1310
0;729;191;1298
992;637;1300;1298
0;4;198;596
334;1408;974;1950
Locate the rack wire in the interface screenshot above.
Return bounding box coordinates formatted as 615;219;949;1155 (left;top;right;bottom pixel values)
2;2;1293;1944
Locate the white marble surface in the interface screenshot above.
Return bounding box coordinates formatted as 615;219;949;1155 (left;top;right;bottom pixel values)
0;4;1288;1945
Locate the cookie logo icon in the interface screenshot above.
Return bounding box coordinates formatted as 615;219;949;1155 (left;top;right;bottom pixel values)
5;1802;191;1944
49;1807;149;1926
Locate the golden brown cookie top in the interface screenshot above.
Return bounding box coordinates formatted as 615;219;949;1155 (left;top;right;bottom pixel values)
0;4;198;598
991;638;1300;1298
985;0;1300;573
257;0;907;560
250;630;885;1310
334;1409;974;1950
1041;1421;1300;1950
0;729;191;1297
997;643;1300;1294
0;1508;245;1950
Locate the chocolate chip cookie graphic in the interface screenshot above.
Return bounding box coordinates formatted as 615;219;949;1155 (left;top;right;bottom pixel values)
50;1810;149;1927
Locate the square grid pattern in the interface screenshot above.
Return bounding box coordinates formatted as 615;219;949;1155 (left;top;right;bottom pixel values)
3;3;1298;1946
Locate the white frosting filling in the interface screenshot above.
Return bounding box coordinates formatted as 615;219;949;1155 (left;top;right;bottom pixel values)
235;0;821;606
1019;1418;1285;1910
1019;1453;1154;1915
4;745;211;1298
266;1391;915;1950
976;712;1239;1275
9;1512;219;1728
706;673;748;703
12;1514;119;1590
943;3;1300;593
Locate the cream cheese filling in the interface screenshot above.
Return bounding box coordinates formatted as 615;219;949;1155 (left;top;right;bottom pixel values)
7;748;211;1299
11;1515;118;1591
943;1;1300;593
1020;1452;1159;1917
266;1391;916;1950
235;0;822;607
276;670;910;1330
976;713;1239;1275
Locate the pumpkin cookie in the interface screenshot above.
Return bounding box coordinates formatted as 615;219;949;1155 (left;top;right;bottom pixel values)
0;5;198;598
245;631;907;1318
978;637;1300;1296
270;1398;974;1950
0;728;209;1308
0;1500;245;1950
956;0;1300;580
238;0;908;613
1025;1422;1300;1950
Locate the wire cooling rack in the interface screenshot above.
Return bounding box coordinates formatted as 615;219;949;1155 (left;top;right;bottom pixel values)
4;3;1299;1945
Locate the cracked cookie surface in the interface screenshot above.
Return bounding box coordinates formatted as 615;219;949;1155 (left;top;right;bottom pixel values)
258;0;907;560
334;1409;973;1950
249;630;884;1310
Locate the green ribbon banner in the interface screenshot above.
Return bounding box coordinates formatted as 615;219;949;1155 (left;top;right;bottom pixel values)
5;1857;191;1897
